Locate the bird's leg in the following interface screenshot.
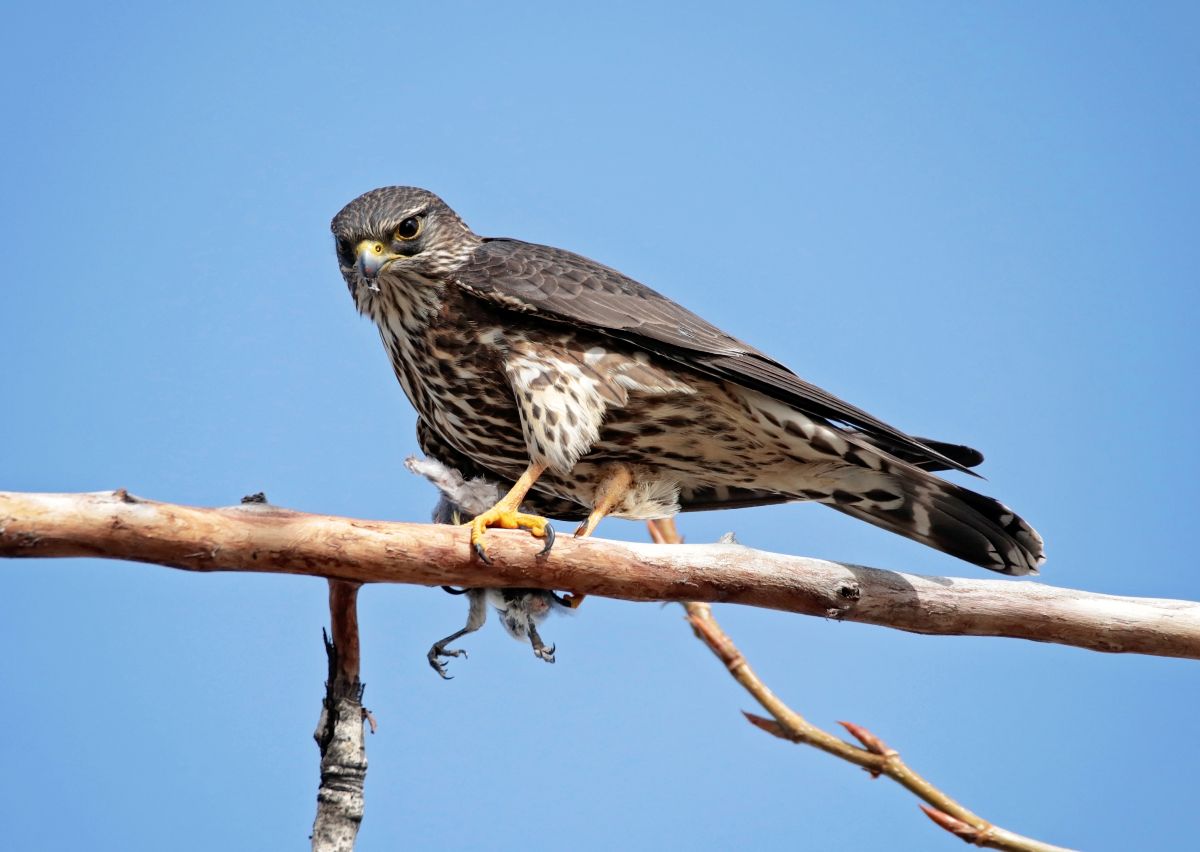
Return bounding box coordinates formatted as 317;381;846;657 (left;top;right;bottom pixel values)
467;462;554;564
494;589;560;665
562;464;635;609
575;464;633;539
428;589;488;679
647;517;683;545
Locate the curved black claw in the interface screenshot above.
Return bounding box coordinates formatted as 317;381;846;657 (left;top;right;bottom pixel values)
521;521;555;557
428;644;468;679
472;541;493;565
441;585;471;595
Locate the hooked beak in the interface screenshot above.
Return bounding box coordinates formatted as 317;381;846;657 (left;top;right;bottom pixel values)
355;239;396;279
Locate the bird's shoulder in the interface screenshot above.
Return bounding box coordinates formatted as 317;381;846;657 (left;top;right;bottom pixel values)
451;238;751;357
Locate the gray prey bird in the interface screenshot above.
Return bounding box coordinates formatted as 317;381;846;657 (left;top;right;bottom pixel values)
331;186;1045;589
406;454;569;678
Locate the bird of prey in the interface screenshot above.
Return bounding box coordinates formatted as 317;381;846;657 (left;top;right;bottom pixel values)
331;186;1045;589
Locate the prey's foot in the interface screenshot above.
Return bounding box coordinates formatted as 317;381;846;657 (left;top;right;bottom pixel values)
528;624;556;664
427;643;467;680
467;508;555;564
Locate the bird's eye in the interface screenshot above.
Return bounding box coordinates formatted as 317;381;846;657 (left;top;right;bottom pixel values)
394;217;421;241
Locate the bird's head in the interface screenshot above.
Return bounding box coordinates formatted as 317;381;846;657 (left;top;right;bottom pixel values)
331;186;480;300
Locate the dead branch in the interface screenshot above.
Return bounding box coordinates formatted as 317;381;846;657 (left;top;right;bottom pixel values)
311;580;368;852
687;599;1074;851
648;518;1072;851
3;489;1199;660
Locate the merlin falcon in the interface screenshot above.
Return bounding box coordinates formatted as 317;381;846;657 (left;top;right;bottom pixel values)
331;186;1045;583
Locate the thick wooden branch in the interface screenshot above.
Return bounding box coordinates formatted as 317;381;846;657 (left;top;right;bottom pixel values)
3;489;1199;660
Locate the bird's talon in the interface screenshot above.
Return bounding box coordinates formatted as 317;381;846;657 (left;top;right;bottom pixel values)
468;507;553;561
536;522;555;556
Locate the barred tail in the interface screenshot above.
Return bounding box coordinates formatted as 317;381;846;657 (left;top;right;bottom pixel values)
820;464;1045;576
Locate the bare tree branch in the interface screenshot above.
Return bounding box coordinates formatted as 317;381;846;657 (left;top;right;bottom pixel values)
311;580;368;852
3;489;1199;659
687;598;1075;851
648;518;1073;851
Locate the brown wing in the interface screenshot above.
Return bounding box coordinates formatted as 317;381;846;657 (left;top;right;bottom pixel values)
454;238;979;476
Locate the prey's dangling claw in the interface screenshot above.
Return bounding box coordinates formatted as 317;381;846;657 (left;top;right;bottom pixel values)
427;642;468;680
528;623;556;664
467;507;555;564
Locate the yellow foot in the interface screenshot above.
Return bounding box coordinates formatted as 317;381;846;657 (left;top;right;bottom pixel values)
467;508;555;565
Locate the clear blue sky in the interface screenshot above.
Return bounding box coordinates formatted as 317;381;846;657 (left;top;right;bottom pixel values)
3;3;1197;850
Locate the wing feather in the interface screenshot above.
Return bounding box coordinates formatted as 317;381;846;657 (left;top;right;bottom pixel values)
455;238;977;476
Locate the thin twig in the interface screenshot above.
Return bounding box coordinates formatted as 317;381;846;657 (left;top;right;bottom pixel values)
649;518;1074;852
3;490;1200;659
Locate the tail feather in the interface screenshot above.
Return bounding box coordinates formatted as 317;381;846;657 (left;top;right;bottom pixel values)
820;462;1045;576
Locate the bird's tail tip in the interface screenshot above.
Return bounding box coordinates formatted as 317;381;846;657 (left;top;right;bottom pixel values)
820;465;1045;576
